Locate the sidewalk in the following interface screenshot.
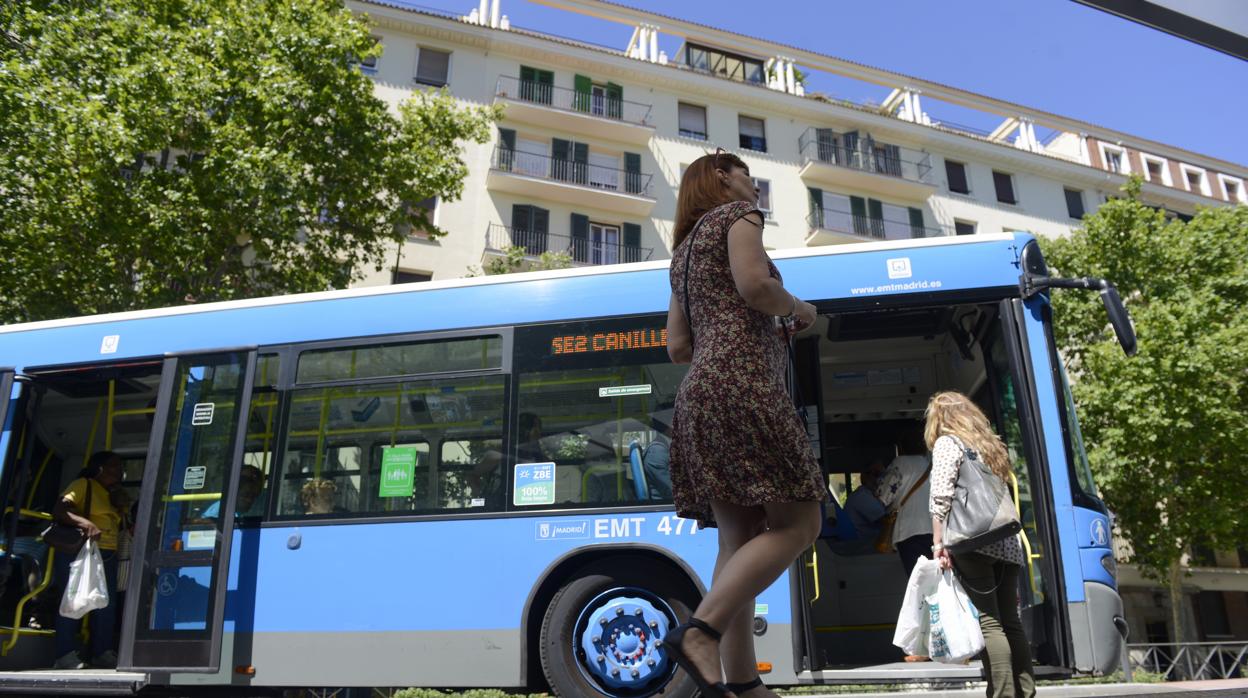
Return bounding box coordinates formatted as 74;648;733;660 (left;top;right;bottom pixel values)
796;678;1248;697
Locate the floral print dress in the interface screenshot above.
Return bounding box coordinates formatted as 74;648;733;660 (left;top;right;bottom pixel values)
668;200;826;528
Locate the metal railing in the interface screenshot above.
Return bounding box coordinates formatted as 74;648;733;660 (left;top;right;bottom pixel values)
807;209;946;241
495;76;653;127
798;128;934;185
486;223;653;265
491;147;653;197
1128;641;1248;681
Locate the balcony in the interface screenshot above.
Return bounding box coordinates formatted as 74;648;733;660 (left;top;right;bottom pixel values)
805;209;948;246
487;147;656;216
494;76;655;145
798;128;936;200
484;223;654;268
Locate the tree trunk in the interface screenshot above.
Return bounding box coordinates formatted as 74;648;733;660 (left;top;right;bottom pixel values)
1168;557;1186;677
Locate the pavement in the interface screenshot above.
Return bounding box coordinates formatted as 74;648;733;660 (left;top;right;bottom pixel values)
795;679;1248;697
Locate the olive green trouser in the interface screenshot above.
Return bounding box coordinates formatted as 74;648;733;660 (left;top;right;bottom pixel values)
955;552;1036;698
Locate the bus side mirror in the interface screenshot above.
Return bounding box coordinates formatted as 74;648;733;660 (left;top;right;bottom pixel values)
1020;273;1137;357
1099;285;1137;357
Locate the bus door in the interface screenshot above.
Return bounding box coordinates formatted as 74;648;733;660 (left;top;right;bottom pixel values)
119;349;257;673
991;299;1070;668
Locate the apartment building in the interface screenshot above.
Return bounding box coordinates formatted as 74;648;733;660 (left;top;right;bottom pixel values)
347;0;1245;286
349;0;1247;644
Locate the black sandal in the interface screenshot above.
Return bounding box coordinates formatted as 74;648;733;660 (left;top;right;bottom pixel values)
726;677;764;694
663;617;733;697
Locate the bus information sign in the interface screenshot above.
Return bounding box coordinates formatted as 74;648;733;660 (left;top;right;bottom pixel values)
379;446;418;497
514;462;556;506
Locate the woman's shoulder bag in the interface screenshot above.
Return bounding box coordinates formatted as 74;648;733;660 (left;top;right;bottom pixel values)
942;437;1021;555
41;478;94;556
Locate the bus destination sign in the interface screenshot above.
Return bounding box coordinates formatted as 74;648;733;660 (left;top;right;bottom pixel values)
551;328;667;356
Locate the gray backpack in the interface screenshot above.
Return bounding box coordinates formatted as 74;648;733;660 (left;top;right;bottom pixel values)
943;436;1022;555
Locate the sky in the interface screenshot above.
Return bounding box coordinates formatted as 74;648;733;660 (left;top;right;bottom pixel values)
390;0;1248;168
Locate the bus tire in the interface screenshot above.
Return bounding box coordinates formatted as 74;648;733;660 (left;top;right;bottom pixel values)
540;570;697;698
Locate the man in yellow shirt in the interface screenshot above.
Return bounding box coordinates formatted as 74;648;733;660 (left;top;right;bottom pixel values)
51;451;124;670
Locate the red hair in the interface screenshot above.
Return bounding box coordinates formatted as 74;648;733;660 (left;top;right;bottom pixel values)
673;152;748;249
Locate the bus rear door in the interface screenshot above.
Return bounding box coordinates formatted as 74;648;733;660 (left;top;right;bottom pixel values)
119;349;256;673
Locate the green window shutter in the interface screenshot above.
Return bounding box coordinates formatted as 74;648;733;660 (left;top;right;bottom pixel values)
520;66;536;82
573;74;592;112
497;128;516;170
624;152;641;194
571;213;589;263
537;69;553;85
532;207;549;253
867;198;885;238
537;69;553;104
606;82;623;119
808;187;823;228
850;195;867;236
816;128;836;162
622;222;641;263
551;138;570;180
908;207;926;238
572;142;589;184
519;66;537;102
511;204;531;232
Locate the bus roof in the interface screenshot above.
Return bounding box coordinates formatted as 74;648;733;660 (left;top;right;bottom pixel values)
0;232;1024;337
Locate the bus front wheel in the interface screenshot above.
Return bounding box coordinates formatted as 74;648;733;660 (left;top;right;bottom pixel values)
540;568;698;698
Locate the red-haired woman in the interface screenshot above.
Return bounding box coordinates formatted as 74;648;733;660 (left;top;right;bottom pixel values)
664;151;824;698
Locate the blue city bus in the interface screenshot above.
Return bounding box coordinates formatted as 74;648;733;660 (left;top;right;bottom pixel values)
0;232;1134;695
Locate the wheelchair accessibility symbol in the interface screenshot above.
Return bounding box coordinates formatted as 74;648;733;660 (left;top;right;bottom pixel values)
158;572;178;597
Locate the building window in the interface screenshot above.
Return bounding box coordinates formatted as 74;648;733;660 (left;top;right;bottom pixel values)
1217;174;1246;203
738;115;766;152
993;171;1017;204
518;65;554;104
752;178;772;219
1064;188;1085;219
403;196;438;239
1180;164;1210;196
392;270;432;284
357;35;381;74
415;47;451;87
678;103;707;140
954;220;976;236
685;43;765;84
589;222;620;265
1100;144;1129;175
946;160;970;194
1140;153;1172;186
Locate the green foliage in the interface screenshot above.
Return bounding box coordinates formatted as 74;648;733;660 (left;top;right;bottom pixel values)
467;246;574;277
0;0;498;322
1040;177;1248;604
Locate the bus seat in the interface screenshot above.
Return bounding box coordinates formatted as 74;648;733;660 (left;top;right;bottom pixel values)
628;441;648;501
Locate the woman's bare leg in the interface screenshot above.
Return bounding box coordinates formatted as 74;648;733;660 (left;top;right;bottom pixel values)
712;503;766;686
673;500;822;692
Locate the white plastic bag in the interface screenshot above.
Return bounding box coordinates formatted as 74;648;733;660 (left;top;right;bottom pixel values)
893;557;941;656
926;569;985;664
60;540;109;620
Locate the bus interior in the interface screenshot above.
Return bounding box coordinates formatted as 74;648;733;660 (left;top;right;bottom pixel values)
793;300;1062;678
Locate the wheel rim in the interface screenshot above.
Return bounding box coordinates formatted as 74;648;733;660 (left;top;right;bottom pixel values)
572;585;677;696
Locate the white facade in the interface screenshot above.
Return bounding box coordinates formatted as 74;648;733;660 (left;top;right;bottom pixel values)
347;0;1246;286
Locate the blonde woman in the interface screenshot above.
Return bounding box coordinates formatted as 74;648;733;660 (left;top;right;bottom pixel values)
926;392;1035;698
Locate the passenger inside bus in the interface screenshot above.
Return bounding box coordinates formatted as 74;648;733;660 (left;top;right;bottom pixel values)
300;478;339;515
641;408;673;500
201;465;266;519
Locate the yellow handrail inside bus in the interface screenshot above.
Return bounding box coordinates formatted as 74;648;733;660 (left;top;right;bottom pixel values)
82;398;104;470
163;493;222;502
1009;471;1042;598
806;544;820;604
1;544;56;656
105;380;115;450
25;449;56;510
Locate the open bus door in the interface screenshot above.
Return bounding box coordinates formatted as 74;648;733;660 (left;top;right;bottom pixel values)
119;349;256;673
0;368;19;590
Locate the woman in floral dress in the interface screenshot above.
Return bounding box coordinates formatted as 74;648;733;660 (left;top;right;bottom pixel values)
662;151;825;698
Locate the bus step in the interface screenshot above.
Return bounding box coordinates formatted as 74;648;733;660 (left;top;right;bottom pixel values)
0;669;147;695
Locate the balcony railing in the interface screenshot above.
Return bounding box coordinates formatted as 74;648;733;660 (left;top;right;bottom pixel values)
1128;641;1248;681
799;128;934;185
491;147;654;197
486;223;653;265
495;76;653;127
807;209;946;241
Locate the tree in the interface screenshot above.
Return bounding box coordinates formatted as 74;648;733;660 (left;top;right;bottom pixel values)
466;246;574;277
0;0;498;323
1041;178;1248;642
